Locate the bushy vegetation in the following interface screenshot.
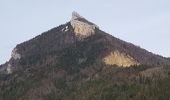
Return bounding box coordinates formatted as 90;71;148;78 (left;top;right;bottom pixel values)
57;38;108;74
1;64;170;100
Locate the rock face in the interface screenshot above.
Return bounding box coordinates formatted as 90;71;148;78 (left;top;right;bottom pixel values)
11;48;21;60
0;48;21;74
71;11;99;39
7;64;12;74
103;50;139;67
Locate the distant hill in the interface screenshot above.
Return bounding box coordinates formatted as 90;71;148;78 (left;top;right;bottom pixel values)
0;12;170;100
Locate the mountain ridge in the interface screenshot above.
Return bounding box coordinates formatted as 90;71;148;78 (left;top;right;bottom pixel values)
0;12;170;74
0;11;170;100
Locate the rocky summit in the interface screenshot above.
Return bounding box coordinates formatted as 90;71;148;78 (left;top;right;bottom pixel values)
71;11;99;39
0;12;170;100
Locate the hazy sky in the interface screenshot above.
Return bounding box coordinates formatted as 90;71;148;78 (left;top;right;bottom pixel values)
0;0;170;64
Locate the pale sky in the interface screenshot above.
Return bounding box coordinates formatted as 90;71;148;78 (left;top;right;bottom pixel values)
0;0;170;64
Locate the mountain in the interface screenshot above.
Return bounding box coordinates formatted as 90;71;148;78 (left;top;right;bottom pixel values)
0;12;170;100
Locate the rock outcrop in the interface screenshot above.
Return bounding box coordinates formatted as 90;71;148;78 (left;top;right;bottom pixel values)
6;64;12;74
0;47;21;74
11;48;21;60
71;11;99;39
103;50;140;67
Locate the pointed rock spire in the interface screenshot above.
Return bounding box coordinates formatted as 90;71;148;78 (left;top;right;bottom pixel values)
70;11;99;40
72;11;84;20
